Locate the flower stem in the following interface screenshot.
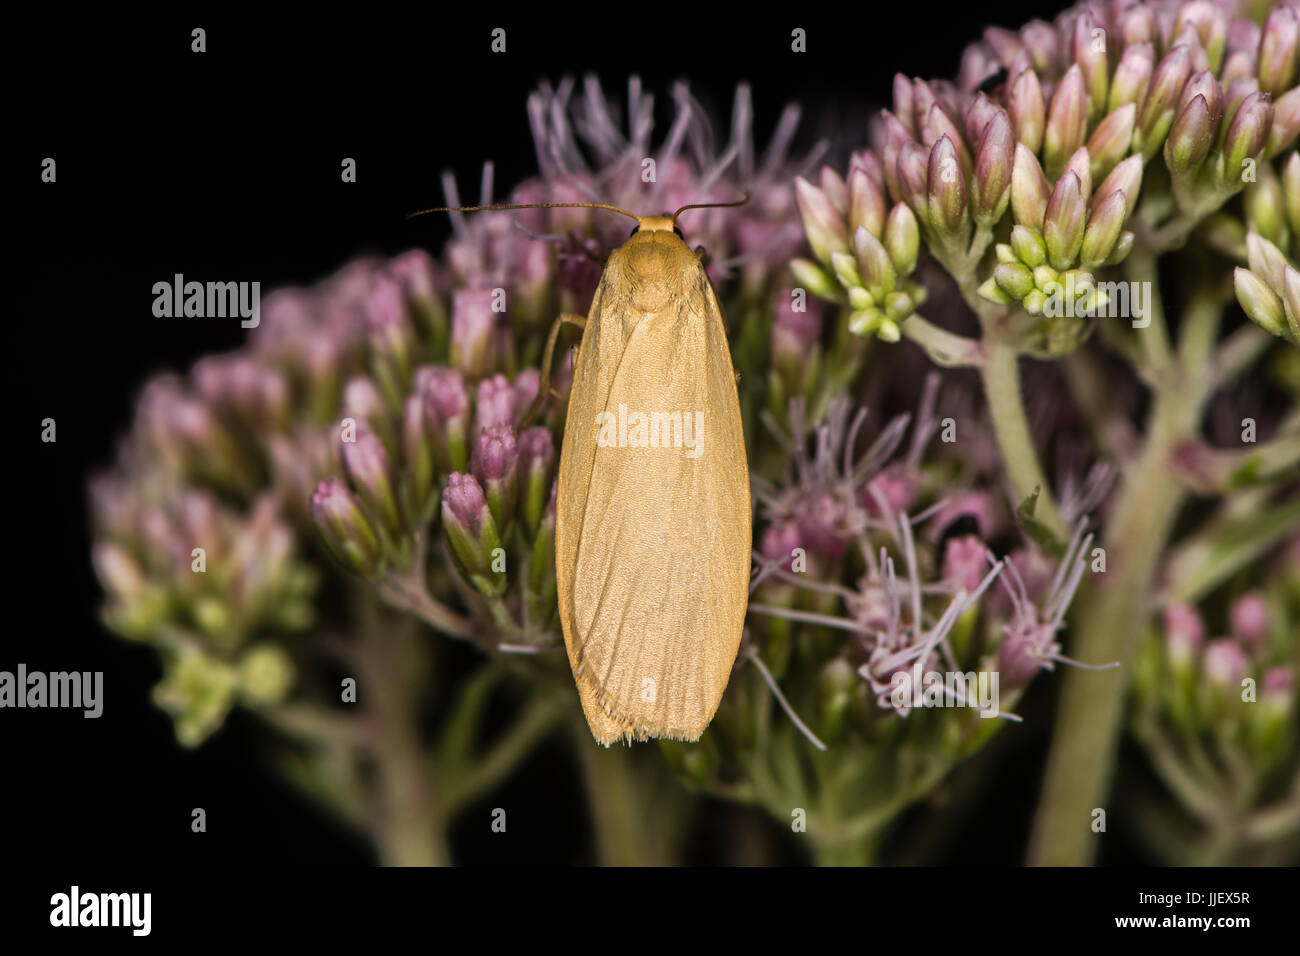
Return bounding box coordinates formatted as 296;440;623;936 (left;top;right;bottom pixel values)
376;570;483;647
979;338;1068;538
357;612;448;866
572;722;688;865
1027;384;1194;864
900;313;986;367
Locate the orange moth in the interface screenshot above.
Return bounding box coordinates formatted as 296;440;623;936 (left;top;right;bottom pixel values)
412;198;752;745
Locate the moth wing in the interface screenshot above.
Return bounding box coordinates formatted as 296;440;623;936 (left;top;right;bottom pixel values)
556;261;750;744
556;272;640;743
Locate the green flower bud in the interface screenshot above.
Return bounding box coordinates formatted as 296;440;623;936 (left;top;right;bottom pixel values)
1010;224;1048;267
1105;231;1136;266
847;286;874;310
441;472;505;596
1008;61;1045;154
1247;232;1289;289
1174;1;1227;74
1080;190;1128;268
853;226;897;299
789;257;843;302
1072;12;1109;117
978;276;1015;306
1222;92;1275;184
1267;87;1300;160
311;479;382;577
1136;43;1193;159
1092;155;1144;220
1044;65;1088;177
1235;267;1287;336
972;110;1014;224
1011;143;1051;229
1043;171;1087;270
795;176;849;265
884;291;914;321
403;393;435;521
830;251;863;292
342;427;403;538
884;203;920;275
847;165;887;240
994;261;1035;299
153;648;240;748
1109;43;1154;113
1259;2;1300;97
926;136;969;237
1244;165;1287;246
1086;103;1136;183
1164;93;1215;178
238;644;296;706
848;307;885;338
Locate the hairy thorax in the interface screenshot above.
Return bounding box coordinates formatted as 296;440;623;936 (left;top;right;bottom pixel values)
609;229;701;317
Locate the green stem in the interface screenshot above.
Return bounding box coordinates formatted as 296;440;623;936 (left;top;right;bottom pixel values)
1132;716;1224;825
1063;349;1139;461
1027;386;1195;865
358;614;447;866
572;724;688;865
1162;490;1300;603
262;701;369;748
900;313;986;367
1127;250;1173;374
440;688;567;820
810;830;881;866
1245;792;1300;843
938;258;1067;538
1212;323;1277;388
376;571;482;646
979;338;1068;538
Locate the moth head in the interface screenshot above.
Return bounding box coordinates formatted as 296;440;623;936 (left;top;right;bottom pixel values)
628;216;684;240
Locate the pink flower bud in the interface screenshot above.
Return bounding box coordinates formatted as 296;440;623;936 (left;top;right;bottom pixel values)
1229;592;1270;652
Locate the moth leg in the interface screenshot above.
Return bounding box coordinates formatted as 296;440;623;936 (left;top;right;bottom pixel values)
521;312;586;428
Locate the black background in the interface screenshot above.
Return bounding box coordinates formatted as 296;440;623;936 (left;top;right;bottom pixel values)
11;1;1220;874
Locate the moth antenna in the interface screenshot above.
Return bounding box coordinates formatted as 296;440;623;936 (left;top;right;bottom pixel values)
407;201;643;224
670;192;751;227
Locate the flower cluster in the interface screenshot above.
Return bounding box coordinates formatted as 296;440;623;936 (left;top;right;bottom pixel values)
795;0;1298;356
1129;544;1299;863
1235;153;1300;342
657;382;1108;862
91;473;310;743
791;160;925;343
786;0;1299;867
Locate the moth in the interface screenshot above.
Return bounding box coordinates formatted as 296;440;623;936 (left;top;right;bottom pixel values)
413;198;752;745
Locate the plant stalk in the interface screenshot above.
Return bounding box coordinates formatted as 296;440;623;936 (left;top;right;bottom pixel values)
979;338;1068;538
1027;388;1194;864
